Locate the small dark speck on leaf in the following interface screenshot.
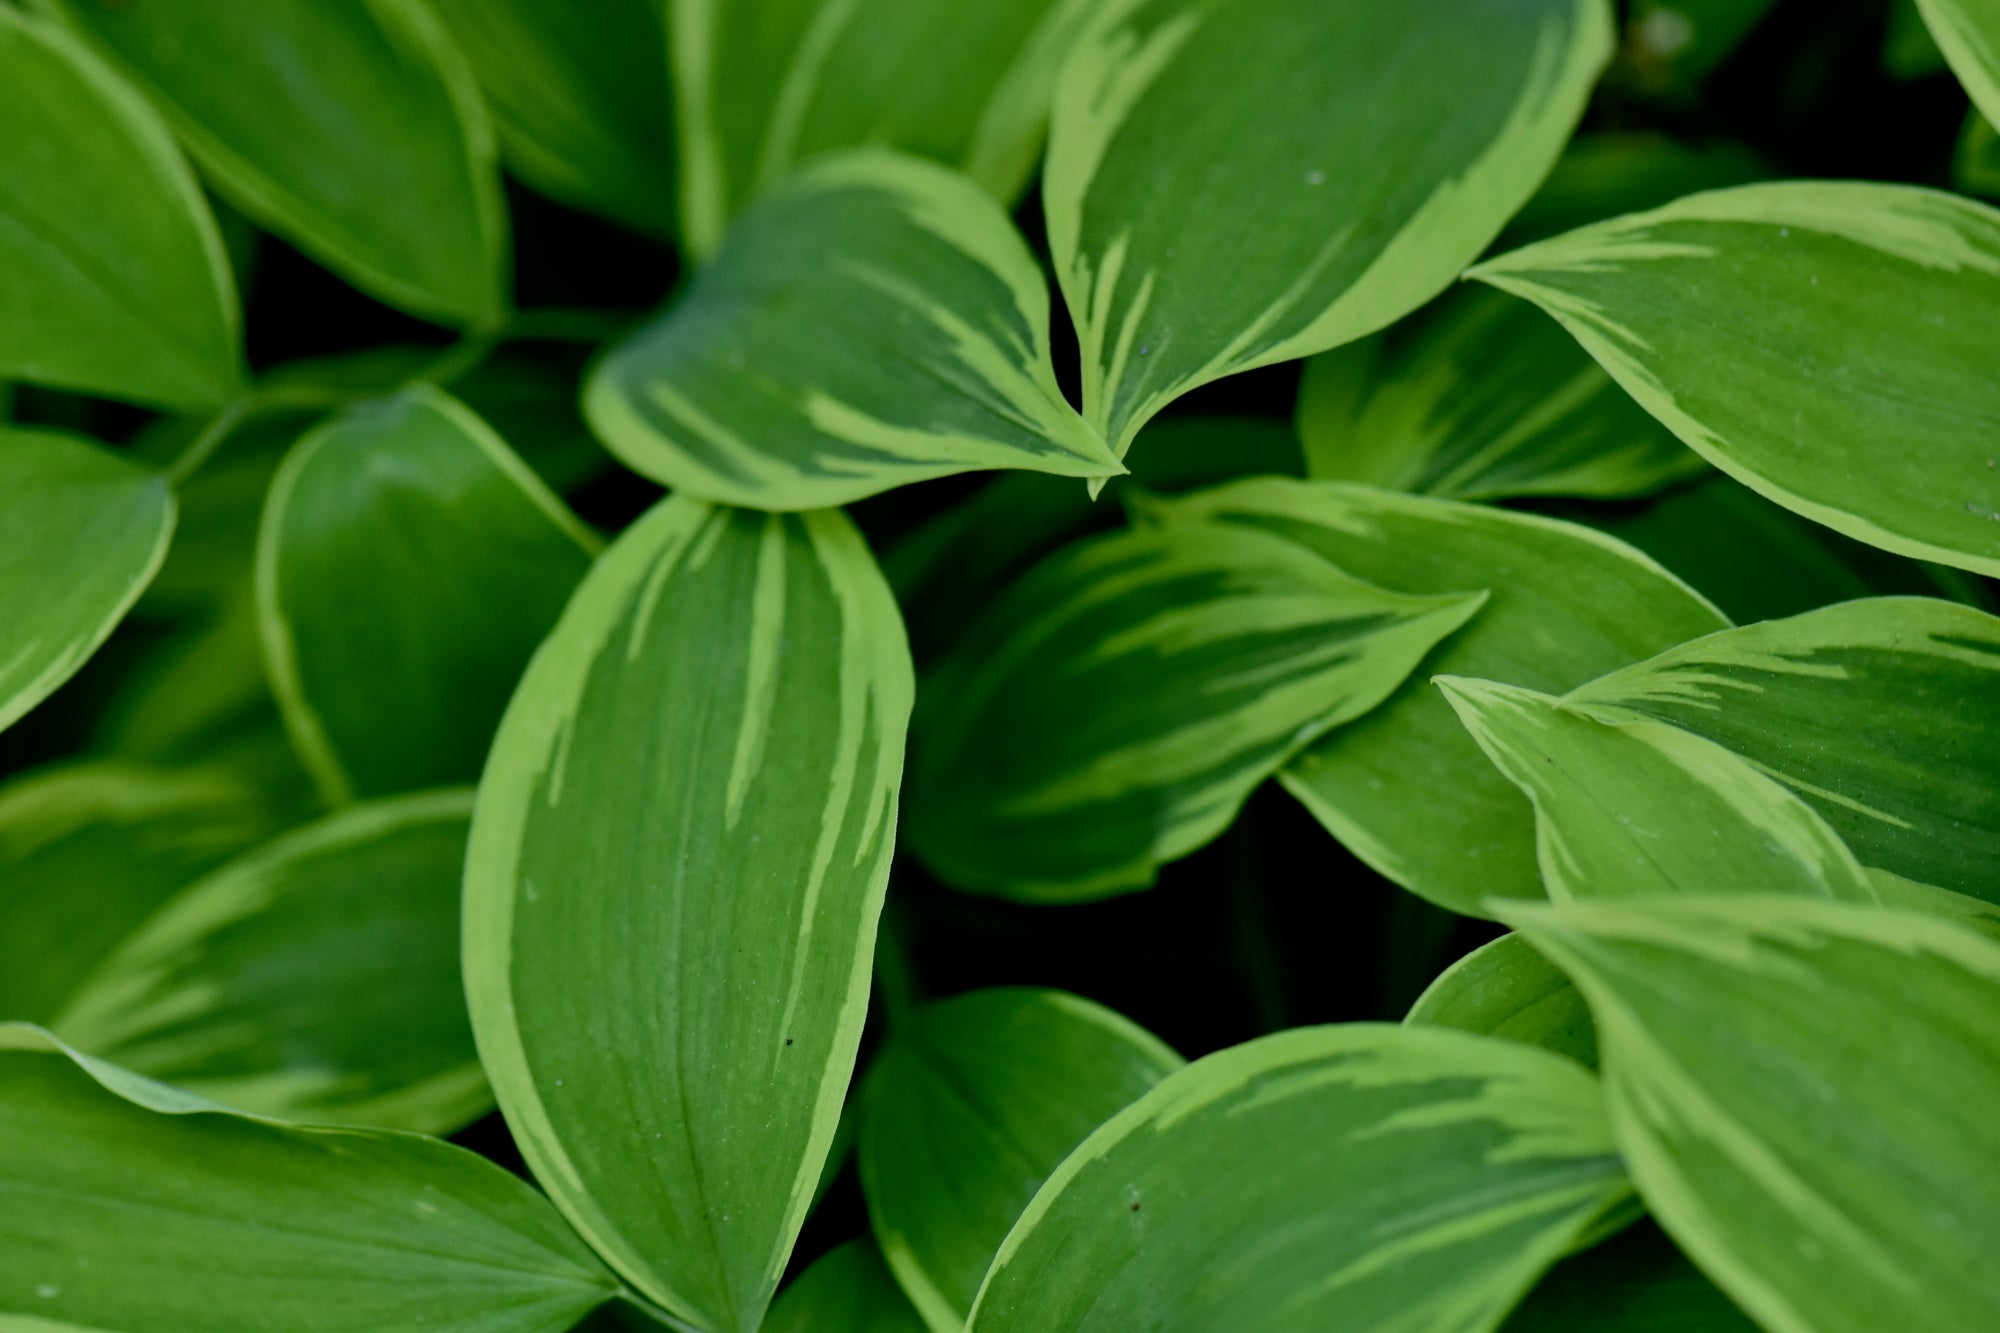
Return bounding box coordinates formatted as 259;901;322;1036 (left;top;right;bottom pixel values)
1130;1201;1141;1211
784;1038;794;1047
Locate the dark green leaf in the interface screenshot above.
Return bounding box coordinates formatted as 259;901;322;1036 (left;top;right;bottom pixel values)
1406;932;1598;1071
766;1240;928;1333
1502;1221;1757;1332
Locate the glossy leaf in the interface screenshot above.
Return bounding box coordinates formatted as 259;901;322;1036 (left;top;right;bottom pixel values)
0;1024;614;1331
1046;0;1612;457
430;0;675;236
1;427;177;736
258;384;597;803
1298;283;1702;501
1502;1221;1757;1332
587;150;1118;510
41;0;508;326
1472;181;2000;577
465;497;913;1333
0;8;239;409
674;0;1098;257
1407;932;1598;1071
907;522;1486;900
53;791;486;1134
1506;896;2000;1333
859;988;1183;1329
1918;0;2000;130
1567;598;2000;902
1139;478;1727;914
1438;678;1879;904
766;1240;928;1333
970;1024;1632;1332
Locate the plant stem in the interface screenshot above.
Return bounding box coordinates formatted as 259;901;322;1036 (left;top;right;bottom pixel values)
164;395;252;485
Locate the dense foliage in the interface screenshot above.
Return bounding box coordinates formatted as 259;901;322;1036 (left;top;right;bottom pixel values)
2;1;1997;1330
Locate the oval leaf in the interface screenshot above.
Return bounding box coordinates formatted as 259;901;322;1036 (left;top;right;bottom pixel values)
1471;181;2000;576
43;0;507;326
0;8;239;408
765;1239;930;1333
970;1024;1631;1332
0;1024;613;1331
465;496;914;1333
1;427;177;736
51;790;486;1135
1504;896;2000;1333
907;521;1486;900
1917;0;2000;128
1046;0;1612;457
1407;932;1598;1071
859;988;1183;1329
1137;478;1727;914
258;384;597;803
587;150;1119;510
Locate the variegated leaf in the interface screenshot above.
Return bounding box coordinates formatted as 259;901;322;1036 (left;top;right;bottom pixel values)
1406;932;1598;1071
1472;181;2000;576
1917;0;2000;131
1137;478;1727;915
906;521;1486;901
1506;896;2000;1333
586;150;1120;510
465;496;913;1333
1046;0;1612;458
969;1024;1632;1333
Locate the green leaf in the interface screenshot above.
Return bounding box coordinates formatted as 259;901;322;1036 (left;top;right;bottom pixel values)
465;496;914;1333
1502;1221;1758;1332
0;1024;615;1331
1471;181;2000;577
906;521;1486;901
0;760;279;1024
1138;478;1727;914
1503;896;2000;1333
0;8;238;410
1045;0;1612;458
258;384;597;803
858;988;1183;1329
1917;0;2000;130
1299;283;1703;502
1566;597;2000;902
39;0;508;326
587;150;1119;511
51;790;486;1134
766;1240;928;1333
673;0;1099;257
1886;0;1950;78
969;1024;1632;1333
430;0;675;236
1503;133;1768;248
1407;933;1598;1071
1436;678;1879;904
1957;111;2000;198
1;427;177;736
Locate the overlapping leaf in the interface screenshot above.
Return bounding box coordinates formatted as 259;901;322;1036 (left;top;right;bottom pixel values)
765;1240;928;1333
1139;478;1726;914
859;989;1182;1329
1473;181;2000;576
907;521;1486;900
970;1024;1631;1332
1046;0;1612;458
1406;932;1598;1071
464;496;913;1333
1503;1221;1758;1332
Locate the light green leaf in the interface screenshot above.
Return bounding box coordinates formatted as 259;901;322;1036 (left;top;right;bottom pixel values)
766;1240;928;1333
1299;283;1703;502
1;427;177;736
465;496;914;1333
430;0;675;236
1917;0;2000;129
1407;933;1598;1071
859;988;1183;1330
587;150;1119;511
0;8;240;409
1566;597;2000;902
1437;678;1879;905
1504;896;2000;1333
1502;1221;1758;1332
1137;478;1727;914
1045;0;1612;458
0;1024;615;1332
673;0;1099;257
1957;111;2000;197
52;790;486;1134
39;0;508;326
907;521;1486;901
258;384;597;803
1471;181;2000;577
969;1024;1632;1333
0;760;279;1024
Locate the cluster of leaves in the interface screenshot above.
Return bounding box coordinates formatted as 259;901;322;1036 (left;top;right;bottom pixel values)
3;0;1999;1331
